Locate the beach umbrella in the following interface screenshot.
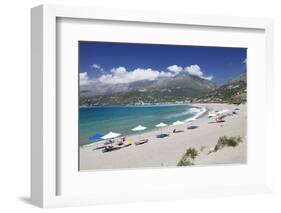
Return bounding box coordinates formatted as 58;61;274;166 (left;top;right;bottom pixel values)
101;131;121;146
216;109;229;115
155;122;168;135
156;122;168;128
171;120;185;133
131;125;147;131
131;125;147;140
172;120;184;126
102;132;121;140
89;133;104;141
208;113;217;118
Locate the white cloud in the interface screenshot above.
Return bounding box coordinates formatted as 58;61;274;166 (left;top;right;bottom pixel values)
111;67;127;76
167;65;183;73
80;72;90;86
91;63;104;71
89;64;213;85
185;65;203;76
243;58;247;64
202;75;214;81
159;71;176;78
185;64;213;80
99;67;163;84
91;64;101;69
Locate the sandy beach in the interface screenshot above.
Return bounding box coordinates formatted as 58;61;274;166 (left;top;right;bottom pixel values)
79;103;247;170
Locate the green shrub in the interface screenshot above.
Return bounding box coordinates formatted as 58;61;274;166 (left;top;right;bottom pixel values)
177;147;198;166
177;158;194;166
185;148;199;159
215;136;243;152
221;136;242;147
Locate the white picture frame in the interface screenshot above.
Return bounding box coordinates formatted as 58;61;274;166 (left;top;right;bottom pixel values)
31;4;274;208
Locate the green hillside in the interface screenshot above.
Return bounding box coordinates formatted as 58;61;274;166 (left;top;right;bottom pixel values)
191;72;247;104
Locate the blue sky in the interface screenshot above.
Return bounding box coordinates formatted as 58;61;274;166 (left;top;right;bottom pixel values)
79;41;246;86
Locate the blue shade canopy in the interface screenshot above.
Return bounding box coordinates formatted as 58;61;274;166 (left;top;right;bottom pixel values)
89;133;104;141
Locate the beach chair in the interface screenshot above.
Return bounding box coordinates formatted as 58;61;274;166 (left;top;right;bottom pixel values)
117;140;124;146
135;139;149;145
116;136;126;146
102;145;115;152
127;140;133;145
215;116;225;123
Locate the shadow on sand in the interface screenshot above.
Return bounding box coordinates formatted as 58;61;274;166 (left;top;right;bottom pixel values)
156;134;170;138
208;120;225;124
173;130;184;133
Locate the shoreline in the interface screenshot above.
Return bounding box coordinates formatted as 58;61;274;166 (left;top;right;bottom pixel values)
185;105;208;121
80;102;194;108
81;104;207;148
80;103;247;170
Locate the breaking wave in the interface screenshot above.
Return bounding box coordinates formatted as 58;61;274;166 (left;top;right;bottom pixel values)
165;107;202;119
188;107;201;113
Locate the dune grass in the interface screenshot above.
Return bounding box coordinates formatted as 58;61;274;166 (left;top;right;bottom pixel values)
177;148;199;166
214;136;243;152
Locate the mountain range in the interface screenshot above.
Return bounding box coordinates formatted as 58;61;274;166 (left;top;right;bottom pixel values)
192;72;247;104
80;72;246;106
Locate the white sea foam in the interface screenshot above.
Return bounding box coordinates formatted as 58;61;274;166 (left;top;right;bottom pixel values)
185;106;207;122
165;110;192;119
165;107;205;120
188;107;201;113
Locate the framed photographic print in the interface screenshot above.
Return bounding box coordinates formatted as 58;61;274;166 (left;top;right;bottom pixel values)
78;41;247;171
31;4;274;208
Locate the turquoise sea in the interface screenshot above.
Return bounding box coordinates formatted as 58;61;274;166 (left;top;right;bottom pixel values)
79;104;201;146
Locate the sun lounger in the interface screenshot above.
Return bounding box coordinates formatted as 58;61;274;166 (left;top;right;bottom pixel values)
102;145;113;152
215;116;225;122
102;145;120;152
134;139;149;145
127;140;133;145
117;141;124;146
